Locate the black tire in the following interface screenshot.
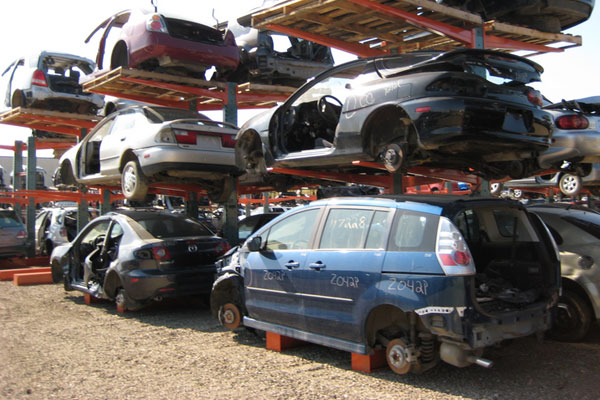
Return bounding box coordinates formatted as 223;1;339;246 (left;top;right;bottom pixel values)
42;240;54;257
490;182;503;196
50;260;62;283
559;174;582;197
115;287;143;313
121;159;149;201
549;290;592;342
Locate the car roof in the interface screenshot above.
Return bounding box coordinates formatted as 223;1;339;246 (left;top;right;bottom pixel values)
527;203;600;214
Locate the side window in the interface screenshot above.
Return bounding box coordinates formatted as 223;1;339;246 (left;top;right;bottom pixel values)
89;118;116;142
319;208;376;249
81;221;111;244
455;209;480;242
365;211;389;249
389;211;438;252
265;209;319;251
111;111;137;132
493;210;518;237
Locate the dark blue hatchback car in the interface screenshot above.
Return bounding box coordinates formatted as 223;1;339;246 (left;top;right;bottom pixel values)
212;196;560;373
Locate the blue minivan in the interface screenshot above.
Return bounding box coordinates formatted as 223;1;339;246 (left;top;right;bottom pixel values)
212;196;560;373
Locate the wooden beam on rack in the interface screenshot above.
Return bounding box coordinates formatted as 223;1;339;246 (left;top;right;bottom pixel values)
0;108;100;137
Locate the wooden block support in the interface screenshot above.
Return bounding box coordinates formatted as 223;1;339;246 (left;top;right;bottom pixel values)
84;293;108;305
12;271;53;286
1;267;51;281
266;332;306;352
351;349;388;373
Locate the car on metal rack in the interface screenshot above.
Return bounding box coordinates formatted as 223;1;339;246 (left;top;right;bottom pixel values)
527;203;600;341
235;49;553;191
211;195;560;373
0;209;28;259
55;105;242;202
85;9;239;79
440;0;594;33
0;51;104;114
52;209;230;311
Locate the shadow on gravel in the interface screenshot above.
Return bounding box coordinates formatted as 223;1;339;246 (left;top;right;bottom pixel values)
63;293;227;333
228;325;600;400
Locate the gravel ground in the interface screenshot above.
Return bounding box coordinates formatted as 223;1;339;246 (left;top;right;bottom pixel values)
0;281;599;400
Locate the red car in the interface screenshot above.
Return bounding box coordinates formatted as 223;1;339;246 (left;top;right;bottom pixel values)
85;9;239;78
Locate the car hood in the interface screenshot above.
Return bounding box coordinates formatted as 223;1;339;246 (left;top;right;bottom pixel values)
236;107;277;138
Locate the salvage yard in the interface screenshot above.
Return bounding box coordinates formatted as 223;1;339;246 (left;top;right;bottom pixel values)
1;281;598;400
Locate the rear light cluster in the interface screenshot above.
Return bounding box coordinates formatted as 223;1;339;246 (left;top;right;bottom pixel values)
59;228;67;237
215;241;231;257
134;245;171;261
158;128;236;148
526;89;543;107
556;115;589;130
435;217;475;276
31;70;48;87
146;14;168;33
16;230;26;239
426;77;487;97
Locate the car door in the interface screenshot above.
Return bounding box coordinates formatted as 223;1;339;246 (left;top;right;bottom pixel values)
78;116;116;178
244;207;322;330
1;60;18;108
99;109;138;177
34;210;51;252
300;206;392;342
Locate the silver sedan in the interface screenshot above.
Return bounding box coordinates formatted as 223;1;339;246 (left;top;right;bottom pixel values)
56;105;242;202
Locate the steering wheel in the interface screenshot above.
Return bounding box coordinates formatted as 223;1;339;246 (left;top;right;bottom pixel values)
93;235;106;248
317;95;343;125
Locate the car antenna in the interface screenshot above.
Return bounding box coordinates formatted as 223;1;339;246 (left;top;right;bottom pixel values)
212;9;219;27
151;0;158;12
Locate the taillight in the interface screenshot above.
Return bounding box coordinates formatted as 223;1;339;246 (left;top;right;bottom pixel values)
146;14;168;33
31;70;48;87
526;89;543;107
173;129;197;145
215;241;231;257
152;245;171;260
16;230;26;239
220;134;236;148
156;130;176;144
59;228;67;237
435;217;475;276
556;115;589;130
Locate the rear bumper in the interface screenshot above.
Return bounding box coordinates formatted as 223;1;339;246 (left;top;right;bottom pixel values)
0;244;28;258
538;131;600;168
28;86;104;108
122;266;217;301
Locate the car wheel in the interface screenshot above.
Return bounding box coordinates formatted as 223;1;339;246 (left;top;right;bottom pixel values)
50;260;62;283
559;174;582;197
490;182;503;196
382;143;405;172
549;290;592;342
218;303;242;330
115;288;143;313
208;176;234;203
511;189;523;200
385;338;412;375
11;90;25;108
121;159;149;201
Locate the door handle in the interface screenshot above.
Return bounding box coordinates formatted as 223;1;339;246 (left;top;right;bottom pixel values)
120;137;126;141
309;262;326;271
284;261;299;269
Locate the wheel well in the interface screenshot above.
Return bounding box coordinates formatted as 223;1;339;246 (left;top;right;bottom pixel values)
364;304;412;347
210;274;244;318
103;271;122;300
59;161;76;185
111;41;129;69
236;130;268;168
362;106;417;158
119;151;137;173
562;278;595;314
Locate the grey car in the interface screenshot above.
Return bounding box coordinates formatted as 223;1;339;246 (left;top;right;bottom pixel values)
55;105;241;202
528;204;600;341
0;51;104;114
0;209;28;259
35;205;98;257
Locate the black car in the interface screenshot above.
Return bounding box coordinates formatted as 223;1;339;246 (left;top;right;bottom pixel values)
235;49;553;190
51;209;230;311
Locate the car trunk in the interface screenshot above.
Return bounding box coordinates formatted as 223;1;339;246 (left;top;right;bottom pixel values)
454;205;559;316
160;237;224;269
163;17;225;45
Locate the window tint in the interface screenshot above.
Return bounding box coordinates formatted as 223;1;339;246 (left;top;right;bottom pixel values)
81;221;111;244
365;211;389;249
563;214;600;240
135;215;213;238
320;209;375;249
111;111;137;131
265;209;319;251
389;211;438;252
493;210;518;237
455;209;480;242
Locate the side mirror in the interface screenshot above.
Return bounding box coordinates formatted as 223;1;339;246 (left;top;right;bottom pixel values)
247;236;262;252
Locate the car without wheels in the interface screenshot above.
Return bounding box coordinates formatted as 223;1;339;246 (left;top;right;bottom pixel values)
55;105;242;202
235;49;553;191
52;209;230;312
212;195;560;373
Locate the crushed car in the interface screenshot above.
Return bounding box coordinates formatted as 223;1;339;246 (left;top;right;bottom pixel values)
53;209;230;311
85;9;239;79
235;49;553;191
212;195;560;373
55;105;242;202
0;51;104;114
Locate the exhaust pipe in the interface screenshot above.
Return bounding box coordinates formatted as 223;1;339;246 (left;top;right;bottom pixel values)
468;356;494;369
154;296;163;302
440;342;494;368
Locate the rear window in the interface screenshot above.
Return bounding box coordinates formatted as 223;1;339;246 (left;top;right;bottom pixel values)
135;215;213;238
144;107;210;123
0;211;22;227
388;210;438;252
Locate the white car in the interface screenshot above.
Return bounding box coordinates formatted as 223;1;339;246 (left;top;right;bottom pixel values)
55;105;242;202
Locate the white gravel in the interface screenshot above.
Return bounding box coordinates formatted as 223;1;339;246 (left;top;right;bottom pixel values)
0;281;599;400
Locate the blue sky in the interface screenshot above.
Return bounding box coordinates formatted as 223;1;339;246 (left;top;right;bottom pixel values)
0;0;598;156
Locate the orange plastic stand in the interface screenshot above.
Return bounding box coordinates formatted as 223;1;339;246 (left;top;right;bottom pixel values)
83;293;107;305
351;349;387;373
12;271;53;286
265;332;306;352
0;267;51;281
